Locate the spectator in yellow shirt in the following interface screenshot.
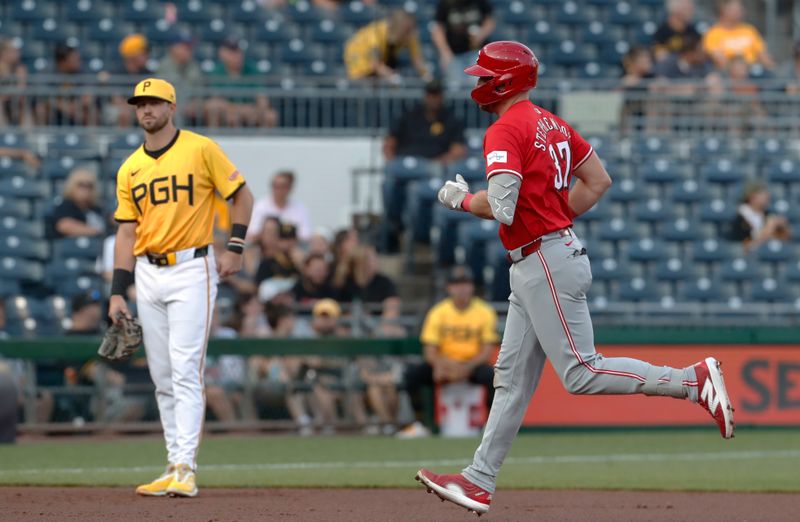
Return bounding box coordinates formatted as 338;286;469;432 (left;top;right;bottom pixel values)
702;0;774;68
400;266;498;436
344;9;429;83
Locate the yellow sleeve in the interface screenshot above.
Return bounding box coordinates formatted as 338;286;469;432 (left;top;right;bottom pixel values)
420;305;442;346
702;27;721;54
203;139;245;199
345;26;379;79
113;164;138;222
480;306;500;344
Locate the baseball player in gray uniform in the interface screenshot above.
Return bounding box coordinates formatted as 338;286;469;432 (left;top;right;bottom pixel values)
415;41;734;516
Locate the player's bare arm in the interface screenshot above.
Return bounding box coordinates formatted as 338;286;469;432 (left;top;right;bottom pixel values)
567;152;612;218
218;184;254;279
108;221;137;324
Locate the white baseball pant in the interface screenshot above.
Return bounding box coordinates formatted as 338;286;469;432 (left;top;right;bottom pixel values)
135;248;218;469
462;231;698;493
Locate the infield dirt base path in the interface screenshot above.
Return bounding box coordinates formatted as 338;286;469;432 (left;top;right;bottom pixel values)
1;487;796;521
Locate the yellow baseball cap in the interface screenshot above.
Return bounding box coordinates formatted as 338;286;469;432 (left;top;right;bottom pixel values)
312;298;341;318
119;33;148;58
127;78;177;105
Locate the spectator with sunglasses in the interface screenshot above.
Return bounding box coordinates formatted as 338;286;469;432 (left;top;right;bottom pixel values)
50;167;106;239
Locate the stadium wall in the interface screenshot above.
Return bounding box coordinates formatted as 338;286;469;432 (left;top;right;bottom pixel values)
213;135;384;230
4;329;799;427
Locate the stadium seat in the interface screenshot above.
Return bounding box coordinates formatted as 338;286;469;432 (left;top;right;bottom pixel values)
750;277;790;302
765;159;800;185
0;196;31;219
231;0;269;23
597;217;636;242
87;18;131;43
672;179;711;205
581;21;619;45
44;258;98;287
0;158;26;178
608;1;644;26
1;234;48;260
455;220;500;284
11;0;57;22
176;0;221;23
655;257;695;282
43;156;80;180
627;237;667;263
448;157;485;183
693;136;734;159
402;179;440;245
701;159;746;185
618;276;660;301
285;0;325;23
679;276;724;302
0;279;20;298
719;257;760;282
640;158;681;184
340;1;380;25
590;256;629;282
254;18;297;42
48;133;99;159
691;238;733;263
52;237;103;259
431;206;474;265
661;217;699;243
755;239;792;264
65;0;108;22
633;198;675;224
754;137;785;162
120;0;164;22
0;257;44;283
550;40;594;66
631;136;673;158
279;39;322;65
0;217;43;239
557;2;591;25
484;243;511;302
606;177;643;204
55;275;104;298
0;131;29;150
311;19;350;45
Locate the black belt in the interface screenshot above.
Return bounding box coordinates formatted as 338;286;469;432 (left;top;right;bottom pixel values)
146;245;208;267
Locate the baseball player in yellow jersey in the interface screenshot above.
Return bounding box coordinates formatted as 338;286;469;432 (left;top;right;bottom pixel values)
108;78;254;498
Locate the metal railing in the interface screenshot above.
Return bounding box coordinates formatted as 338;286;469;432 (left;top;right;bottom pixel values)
2;75;800;136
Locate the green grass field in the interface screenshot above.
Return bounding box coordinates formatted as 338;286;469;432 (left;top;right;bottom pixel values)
1;429;798;492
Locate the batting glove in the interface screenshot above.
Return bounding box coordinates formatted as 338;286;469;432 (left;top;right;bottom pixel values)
438;174;470;211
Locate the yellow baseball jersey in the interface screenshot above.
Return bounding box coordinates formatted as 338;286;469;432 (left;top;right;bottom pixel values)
420;298;499;362
344;20;423;79
114;129;245;256
702;23;765;64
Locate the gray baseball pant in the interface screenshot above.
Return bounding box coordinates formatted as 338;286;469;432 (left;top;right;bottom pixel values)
462;231;699;493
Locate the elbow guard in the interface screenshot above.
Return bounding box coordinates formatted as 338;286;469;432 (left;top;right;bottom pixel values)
487;173;521;226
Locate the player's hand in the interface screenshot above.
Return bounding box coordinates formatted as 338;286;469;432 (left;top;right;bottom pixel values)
438;174;470;211
217;250;243;279
108;295;132;325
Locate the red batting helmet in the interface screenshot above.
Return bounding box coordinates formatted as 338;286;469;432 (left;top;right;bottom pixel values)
464;41;539;107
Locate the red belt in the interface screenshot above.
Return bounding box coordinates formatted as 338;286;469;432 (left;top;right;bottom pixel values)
506;228;574;264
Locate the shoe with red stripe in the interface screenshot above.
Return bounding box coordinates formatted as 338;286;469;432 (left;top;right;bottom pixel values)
694;357;735;439
415;469;491;516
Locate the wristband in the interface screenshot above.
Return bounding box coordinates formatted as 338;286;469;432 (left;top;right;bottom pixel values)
227;223;248;254
461;193;474;212
111;269;134;296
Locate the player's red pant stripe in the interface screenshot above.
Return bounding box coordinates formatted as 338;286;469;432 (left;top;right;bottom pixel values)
536;251;647;384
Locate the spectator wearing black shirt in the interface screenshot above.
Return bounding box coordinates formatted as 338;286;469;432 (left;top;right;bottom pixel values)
383;80;467;163
254;218;301;286
431;0;495;89
653;34;716;81
341;245;404;336
51;168;105;239
292;254;337;305
729;181;790;252
652;0;700;62
37;42;98;126
66;290;104;335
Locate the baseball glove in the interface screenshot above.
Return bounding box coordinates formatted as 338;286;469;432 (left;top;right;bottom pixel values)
97;313;143;362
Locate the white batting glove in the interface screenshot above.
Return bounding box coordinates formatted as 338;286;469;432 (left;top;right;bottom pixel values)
437;174;470;211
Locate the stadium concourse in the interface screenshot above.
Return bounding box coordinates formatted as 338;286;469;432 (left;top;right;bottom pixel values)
0;1;799;430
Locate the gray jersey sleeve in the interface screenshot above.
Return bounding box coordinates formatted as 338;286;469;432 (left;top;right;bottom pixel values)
487;173;521;226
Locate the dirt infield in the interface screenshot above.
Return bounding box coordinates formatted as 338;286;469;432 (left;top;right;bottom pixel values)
1;487;796;521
